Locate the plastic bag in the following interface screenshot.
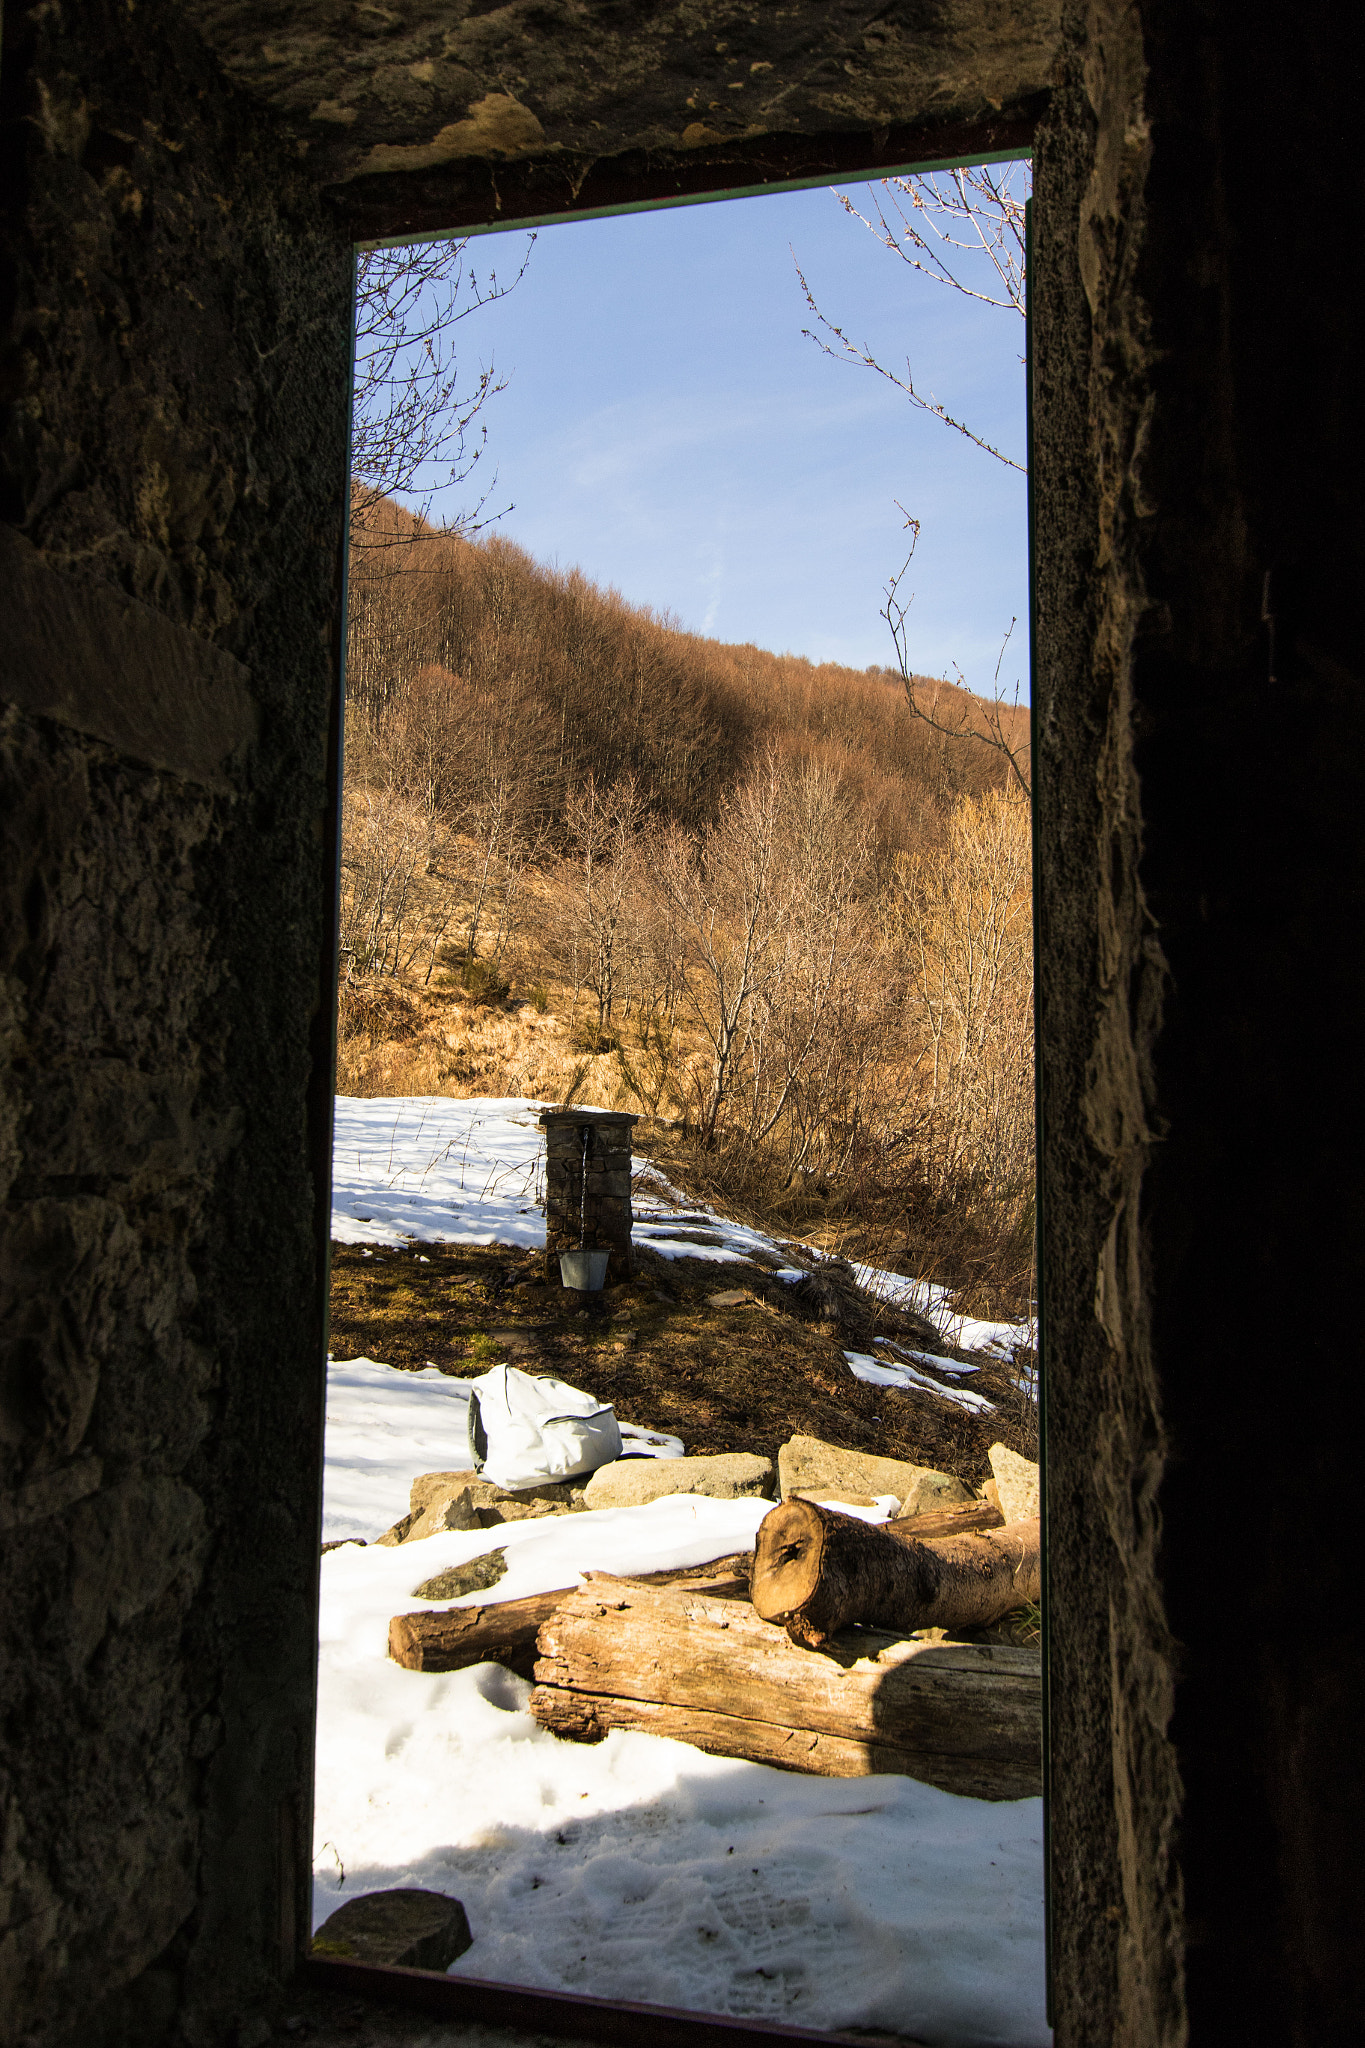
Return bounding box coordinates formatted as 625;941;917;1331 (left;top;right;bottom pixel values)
466;1362;623;1491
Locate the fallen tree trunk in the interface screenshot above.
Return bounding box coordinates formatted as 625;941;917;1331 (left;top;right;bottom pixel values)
531;1579;1040;1800
751;1499;1040;1649
388;1553;751;1675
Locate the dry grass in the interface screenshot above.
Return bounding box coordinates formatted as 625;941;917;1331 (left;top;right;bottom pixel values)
336;971;601;1102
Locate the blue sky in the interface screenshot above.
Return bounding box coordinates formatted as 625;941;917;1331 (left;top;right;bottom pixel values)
415;170;1028;689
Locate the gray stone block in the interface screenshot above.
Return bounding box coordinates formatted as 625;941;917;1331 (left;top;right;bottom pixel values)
988;1443;1040;1524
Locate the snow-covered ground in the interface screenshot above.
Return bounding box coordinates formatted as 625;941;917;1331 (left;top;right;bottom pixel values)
331;1096;548;1250
316;1475;1048;2044
317;1095;1047;2043
330;1095;1032;1369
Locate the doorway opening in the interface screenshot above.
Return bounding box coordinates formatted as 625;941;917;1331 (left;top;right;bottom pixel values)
313;158;1043;2047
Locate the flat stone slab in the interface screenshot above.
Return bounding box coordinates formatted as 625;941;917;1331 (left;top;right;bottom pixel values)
777;1433;971;1514
312;1888;473;1971
989;1442;1040;1524
584;1451;776;1510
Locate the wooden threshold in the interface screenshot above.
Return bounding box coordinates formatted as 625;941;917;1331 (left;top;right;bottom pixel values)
301;1955;929;2045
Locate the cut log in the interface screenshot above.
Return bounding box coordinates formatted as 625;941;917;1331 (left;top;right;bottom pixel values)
388;1552;753;1676
389;1590;562;1678
751;1498;1039;1649
890;1500;1005;1541
530;1579;1040;1800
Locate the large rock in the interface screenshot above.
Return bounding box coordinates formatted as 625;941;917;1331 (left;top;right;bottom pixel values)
312;1888;472;1970
410;1470;570;1517
900;1468;976;1517
405;1486;482;1542
988;1443;1040;1524
400;1470;585;1541
583;1452;775;1510
777;1434;971;1513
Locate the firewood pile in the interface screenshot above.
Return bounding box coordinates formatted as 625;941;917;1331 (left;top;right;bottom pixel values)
387;1438;1043;1802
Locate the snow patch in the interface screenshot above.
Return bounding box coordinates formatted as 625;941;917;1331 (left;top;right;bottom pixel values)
331;1095;549;1250
319;1096;1048;2042
844;1350;997;1414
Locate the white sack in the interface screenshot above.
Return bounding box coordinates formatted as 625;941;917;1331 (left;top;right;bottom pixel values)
468;1362;622;1490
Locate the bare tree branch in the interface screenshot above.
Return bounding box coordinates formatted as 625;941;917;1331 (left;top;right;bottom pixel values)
351;235;535;548
795;162;1032;792
794;161;1029;473
884;517;1031;801
838;166;1027;321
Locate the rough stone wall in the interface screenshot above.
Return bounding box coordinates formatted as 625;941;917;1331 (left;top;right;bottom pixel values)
1035;3;1365;2043
184;0;1060;236
541;1111;637;1284
0;4;352;2043
1032;8;1185;2038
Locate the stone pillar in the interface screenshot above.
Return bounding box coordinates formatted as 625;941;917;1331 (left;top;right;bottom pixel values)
540;1108;639;1282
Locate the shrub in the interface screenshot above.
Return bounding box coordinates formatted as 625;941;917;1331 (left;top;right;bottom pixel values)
436;951;511;1006
336;976;421;1047
571;1023;619;1054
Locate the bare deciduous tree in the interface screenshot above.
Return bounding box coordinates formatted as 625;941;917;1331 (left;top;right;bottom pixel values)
350;236;534;545
883;518;1031;799
557;776;649;1045
893;786;1034;1216
654;753;790;1145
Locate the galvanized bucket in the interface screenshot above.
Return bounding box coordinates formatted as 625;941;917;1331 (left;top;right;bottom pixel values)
559;1249;610;1292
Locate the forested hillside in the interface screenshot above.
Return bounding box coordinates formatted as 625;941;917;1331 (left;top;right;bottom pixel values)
340;497;1033;1314
346;494;1023;853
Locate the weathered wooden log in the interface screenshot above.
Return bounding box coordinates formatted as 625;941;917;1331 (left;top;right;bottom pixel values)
751;1498;1039;1649
388;1553;752;1675
390;1590;564;1678
890;1500;1005;1541
530;1579;1040;1800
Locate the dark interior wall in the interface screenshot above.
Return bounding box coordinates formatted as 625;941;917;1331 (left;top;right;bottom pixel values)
1136;2;1364;2041
1036;2;1364;2042
4;0;1361;2041
0;4;352;2042
1032;8;1185;2036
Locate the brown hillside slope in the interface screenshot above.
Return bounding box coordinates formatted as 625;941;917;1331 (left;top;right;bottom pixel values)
347;493;1028;855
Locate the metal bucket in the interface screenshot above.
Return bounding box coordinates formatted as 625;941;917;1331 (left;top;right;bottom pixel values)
559;1249;610;1292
